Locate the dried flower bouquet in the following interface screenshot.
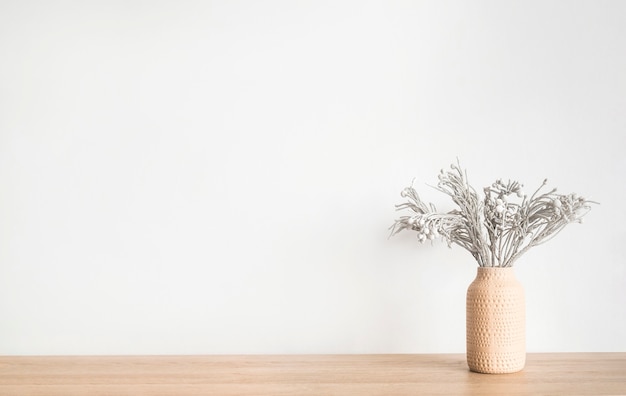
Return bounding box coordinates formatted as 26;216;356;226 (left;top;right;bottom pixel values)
390;161;595;267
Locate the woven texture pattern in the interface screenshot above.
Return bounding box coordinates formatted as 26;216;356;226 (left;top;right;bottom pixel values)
466;267;525;374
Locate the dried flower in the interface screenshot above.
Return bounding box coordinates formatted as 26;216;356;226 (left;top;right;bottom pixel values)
389;161;597;267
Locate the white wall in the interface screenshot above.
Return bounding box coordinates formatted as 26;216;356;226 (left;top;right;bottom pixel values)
1;0;624;355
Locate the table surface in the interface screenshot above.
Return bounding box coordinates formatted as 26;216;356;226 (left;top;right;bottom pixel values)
1;353;625;395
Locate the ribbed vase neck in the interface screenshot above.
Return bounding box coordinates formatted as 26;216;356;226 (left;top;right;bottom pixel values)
475;266;516;280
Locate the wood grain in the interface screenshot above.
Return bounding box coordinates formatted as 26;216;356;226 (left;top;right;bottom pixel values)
1;353;624;395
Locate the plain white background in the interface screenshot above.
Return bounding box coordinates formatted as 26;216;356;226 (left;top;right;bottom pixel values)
1;1;625;355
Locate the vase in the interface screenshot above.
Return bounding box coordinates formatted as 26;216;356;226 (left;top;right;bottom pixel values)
466;267;525;374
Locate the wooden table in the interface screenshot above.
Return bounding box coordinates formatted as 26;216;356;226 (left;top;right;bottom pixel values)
1;353;625;395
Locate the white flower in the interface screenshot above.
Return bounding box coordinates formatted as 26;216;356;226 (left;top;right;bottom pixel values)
390;161;594;268
495;199;505;213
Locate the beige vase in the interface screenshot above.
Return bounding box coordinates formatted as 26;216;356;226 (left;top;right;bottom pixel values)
466;267;525;374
